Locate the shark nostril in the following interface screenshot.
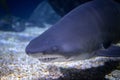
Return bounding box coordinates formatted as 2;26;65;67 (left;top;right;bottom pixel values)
26;52;30;55
25;49;31;55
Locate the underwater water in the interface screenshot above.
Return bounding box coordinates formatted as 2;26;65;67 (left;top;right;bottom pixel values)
0;0;120;80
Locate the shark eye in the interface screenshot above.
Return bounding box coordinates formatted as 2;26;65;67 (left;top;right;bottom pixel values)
52;46;59;52
42;46;59;54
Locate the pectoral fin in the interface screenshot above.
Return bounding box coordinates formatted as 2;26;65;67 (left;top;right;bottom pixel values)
96;45;120;57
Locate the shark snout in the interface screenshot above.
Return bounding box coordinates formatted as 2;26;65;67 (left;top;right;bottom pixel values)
25;41;59;57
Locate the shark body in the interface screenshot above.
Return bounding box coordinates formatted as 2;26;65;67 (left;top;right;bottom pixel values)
26;0;120;62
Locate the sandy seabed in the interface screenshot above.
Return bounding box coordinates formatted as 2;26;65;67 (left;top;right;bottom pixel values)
0;27;120;80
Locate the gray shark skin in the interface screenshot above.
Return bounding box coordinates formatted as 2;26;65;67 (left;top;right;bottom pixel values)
26;0;120;62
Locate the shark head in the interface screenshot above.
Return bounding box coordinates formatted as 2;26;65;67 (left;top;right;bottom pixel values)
25;35;96;62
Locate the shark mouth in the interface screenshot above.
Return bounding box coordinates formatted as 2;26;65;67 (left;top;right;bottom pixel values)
27;52;70;62
27;52;96;62
39;57;62;62
38;55;70;62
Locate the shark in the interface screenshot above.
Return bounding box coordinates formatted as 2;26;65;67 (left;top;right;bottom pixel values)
25;0;120;62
